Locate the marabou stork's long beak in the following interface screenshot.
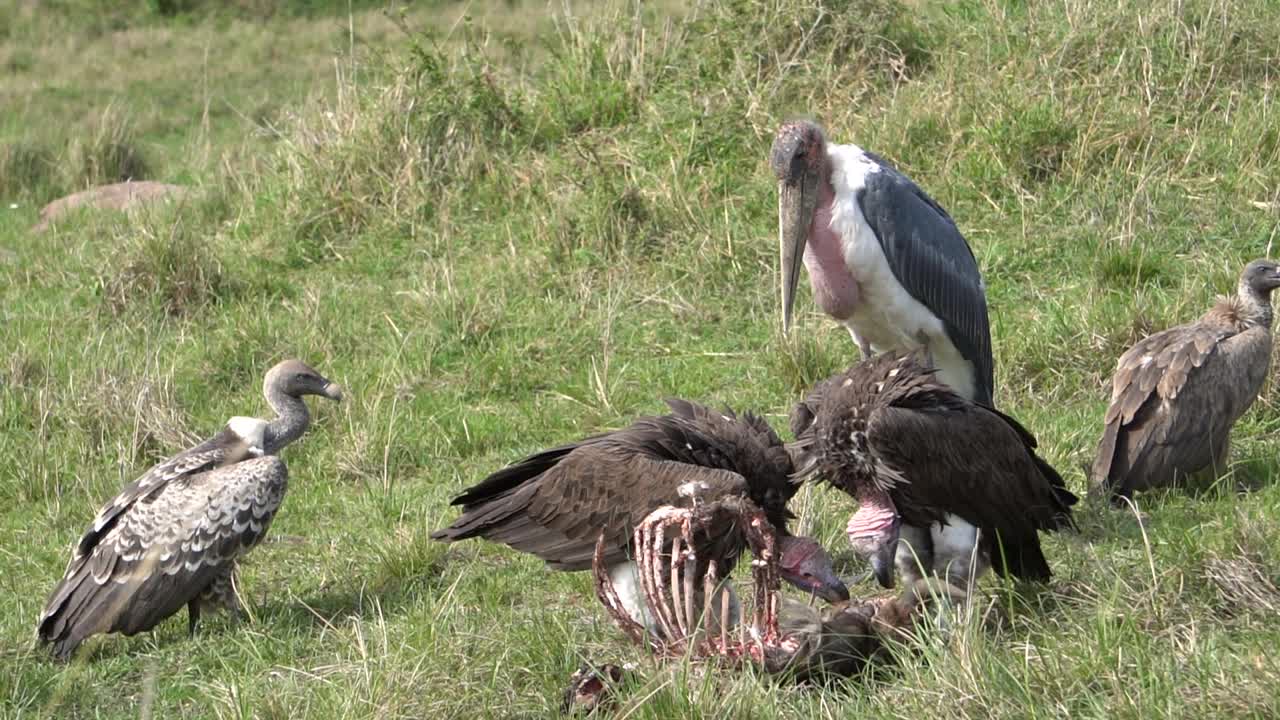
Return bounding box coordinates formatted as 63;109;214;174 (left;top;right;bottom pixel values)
778;174;819;334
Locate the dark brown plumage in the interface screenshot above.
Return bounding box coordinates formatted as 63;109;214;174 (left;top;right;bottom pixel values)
432;399;850;637
793;351;1076;589
37;360;343;660
431;399;797;577
1092;259;1280;504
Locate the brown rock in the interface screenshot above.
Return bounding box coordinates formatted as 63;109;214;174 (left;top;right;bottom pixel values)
32;181;187;233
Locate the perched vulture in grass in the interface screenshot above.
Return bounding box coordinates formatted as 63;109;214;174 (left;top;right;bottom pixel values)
1092;259;1280;504
37;360;343;660
792;351;1077;590
430;399;849;639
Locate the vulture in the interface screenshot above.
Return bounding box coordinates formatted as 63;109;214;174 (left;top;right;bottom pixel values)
430;399;849;638
792;351;1076;589
770;119;994;405
1092;258;1280;504
37;359;343;660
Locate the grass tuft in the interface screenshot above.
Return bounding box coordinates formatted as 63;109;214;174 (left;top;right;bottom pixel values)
5;0;1280;717
97;208;235;317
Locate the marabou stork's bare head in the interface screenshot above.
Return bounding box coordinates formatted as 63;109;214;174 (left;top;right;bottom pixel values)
770;120;831;334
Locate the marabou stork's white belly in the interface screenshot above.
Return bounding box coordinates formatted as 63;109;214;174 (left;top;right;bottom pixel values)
834;207;976;402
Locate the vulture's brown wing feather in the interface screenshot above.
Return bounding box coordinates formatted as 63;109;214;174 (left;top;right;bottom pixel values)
867;402;1074;580
1094;324;1271;498
38;456;286;660
431;399;797;572
440;442;750;571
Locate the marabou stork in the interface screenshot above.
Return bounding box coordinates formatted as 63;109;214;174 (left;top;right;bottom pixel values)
771;119;1001;589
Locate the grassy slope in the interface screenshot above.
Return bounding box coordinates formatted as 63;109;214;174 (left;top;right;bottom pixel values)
3;0;1280;717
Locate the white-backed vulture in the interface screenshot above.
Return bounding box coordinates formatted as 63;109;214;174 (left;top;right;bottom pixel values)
37;359;343;660
1092;258;1280;504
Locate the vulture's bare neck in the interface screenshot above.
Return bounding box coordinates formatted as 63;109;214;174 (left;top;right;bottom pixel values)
1233;280;1274;330
263;384;310;455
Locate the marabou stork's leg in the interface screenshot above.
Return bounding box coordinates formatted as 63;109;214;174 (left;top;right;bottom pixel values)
592;534;647;647
847;326;874;359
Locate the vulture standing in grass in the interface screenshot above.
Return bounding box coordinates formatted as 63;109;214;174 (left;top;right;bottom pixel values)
37;360;343;660
792;351;1076;590
431;399;849;638
770;119;994;405
1092;259;1280;505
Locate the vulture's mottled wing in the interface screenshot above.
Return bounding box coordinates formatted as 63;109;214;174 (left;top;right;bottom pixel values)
1093;323;1271;496
64;427;259;574
866;402;1074;579
38;456;285;659
858;164;994;405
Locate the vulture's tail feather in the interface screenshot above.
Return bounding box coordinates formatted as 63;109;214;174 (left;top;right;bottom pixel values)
37;563;135;661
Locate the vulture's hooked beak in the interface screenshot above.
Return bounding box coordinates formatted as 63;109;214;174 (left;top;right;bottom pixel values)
847;511;901;590
777;535;852;604
778;174;819;335
322;382;345;402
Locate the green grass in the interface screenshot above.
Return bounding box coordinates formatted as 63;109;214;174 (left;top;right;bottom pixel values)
4;0;1280;717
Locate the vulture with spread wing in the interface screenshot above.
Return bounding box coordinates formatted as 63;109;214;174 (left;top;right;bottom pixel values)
37;360;343;660
431;399;849;639
792;351;1076;590
1092;259;1280;504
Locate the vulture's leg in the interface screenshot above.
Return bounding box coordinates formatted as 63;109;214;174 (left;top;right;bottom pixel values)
592;534;646;646
187;599;201;638
894;524;933;586
212;565;246;622
931;519;985;593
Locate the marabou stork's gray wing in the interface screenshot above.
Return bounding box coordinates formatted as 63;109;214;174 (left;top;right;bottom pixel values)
857;162;994;405
37;456;287;659
1091;321;1271;499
